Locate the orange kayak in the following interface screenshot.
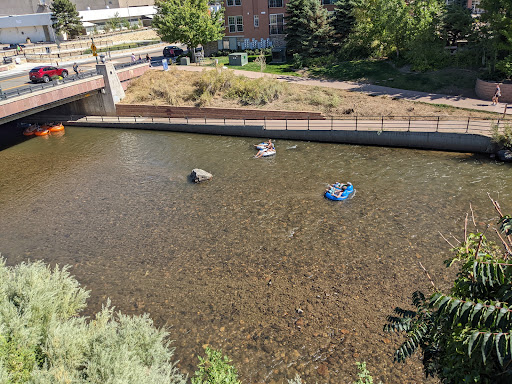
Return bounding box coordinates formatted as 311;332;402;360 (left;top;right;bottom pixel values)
49;123;64;132
34;127;50;136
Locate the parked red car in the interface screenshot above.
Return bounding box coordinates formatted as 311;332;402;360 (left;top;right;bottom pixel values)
29;66;68;83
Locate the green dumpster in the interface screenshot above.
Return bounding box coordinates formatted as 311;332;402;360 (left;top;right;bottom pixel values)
228;53;248;66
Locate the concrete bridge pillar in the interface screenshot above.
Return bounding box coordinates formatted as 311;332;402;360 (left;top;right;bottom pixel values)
95;62;125;116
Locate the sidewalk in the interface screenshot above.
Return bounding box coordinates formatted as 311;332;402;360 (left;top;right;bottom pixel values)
172;65;511;116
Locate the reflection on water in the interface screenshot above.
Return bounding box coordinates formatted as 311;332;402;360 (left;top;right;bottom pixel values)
0;126;511;383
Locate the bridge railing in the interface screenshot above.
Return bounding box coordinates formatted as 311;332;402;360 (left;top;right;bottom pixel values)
114;58;149;70
0;69;101;101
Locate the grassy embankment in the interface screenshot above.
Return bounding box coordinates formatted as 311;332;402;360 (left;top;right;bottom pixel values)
204;55;480;98
122;67;498;119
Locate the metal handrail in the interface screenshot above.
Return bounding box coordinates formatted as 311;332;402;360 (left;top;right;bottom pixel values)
114;58;149;69
45;114;506;136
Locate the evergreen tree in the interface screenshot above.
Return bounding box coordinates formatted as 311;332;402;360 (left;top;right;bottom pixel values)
439;4;474;46
153;0;224;63
331;0;360;45
50;0;83;39
285;0;334;57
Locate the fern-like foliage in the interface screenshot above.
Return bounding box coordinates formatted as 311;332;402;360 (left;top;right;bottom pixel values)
385;210;512;384
499;216;512;237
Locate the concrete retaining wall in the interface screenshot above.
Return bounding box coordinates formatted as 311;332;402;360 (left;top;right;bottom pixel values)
116;104;326;120
64;121;497;154
476;78;512;104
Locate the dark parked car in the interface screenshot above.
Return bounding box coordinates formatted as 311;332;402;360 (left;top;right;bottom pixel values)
29;66;68;83
163;45;184;57
3;43;25;50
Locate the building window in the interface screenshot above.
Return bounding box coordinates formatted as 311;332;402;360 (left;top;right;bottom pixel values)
254;15;259;27
269;13;284;35
228;16;243;32
321;0;335;4
226;0;241;5
269;0;283;7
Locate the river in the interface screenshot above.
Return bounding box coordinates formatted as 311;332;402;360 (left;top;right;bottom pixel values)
0;125;511;383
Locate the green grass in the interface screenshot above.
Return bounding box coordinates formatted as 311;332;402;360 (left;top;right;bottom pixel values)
309;59;479;95
202;56;478;96
204;55;299;76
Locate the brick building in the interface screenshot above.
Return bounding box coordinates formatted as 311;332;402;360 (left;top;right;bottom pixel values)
220;0;336;49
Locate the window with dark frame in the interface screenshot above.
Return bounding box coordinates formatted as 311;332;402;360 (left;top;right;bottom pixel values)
226;0;241;5
269;13;284;34
228;16;243;32
254;15;259;27
269;0;283;7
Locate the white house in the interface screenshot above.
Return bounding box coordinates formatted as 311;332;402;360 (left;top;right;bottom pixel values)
0;13;56;44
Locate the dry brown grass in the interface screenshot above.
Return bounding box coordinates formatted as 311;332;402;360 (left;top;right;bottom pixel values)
122;69;500;119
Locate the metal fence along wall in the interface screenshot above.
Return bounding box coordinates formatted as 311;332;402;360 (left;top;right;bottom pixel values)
43;114;510;137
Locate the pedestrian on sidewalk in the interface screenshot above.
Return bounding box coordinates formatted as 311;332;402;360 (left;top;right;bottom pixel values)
131;53;136;62
73;62;79;78
146;53;151;67
492;83;501;105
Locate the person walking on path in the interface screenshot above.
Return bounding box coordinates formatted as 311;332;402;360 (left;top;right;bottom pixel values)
492;83;501;105
131;53;136;62
146;53;152;67
73;62;80;78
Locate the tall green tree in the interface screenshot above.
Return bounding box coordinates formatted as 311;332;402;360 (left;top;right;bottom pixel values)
153;0;224;62
50;0;83;39
385;200;512;383
479;0;512;77
331;0;360;45
439;4;474;46
285;0;334;57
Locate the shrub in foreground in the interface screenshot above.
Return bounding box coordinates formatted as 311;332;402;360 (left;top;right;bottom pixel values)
385;199;512;383
0;258;186;384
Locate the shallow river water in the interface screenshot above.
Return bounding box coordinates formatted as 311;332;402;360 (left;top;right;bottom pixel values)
0;125;511;383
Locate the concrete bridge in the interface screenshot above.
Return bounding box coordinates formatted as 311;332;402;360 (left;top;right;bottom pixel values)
0;61;149;125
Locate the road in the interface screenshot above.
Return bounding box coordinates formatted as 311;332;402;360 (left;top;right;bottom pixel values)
0;46;169;93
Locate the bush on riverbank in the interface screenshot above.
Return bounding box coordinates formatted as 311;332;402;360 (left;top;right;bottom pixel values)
491;123;512;149
0;258;186;384
194;68;286;106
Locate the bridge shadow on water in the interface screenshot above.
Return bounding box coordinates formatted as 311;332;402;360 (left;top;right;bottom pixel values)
0;121;30;152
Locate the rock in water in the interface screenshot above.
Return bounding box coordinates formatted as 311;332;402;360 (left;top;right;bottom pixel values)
191;169;212;183
497;149;512;162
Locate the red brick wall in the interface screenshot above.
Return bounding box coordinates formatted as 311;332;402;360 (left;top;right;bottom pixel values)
116;104;326;120
475;78;512;104
117;63;151;83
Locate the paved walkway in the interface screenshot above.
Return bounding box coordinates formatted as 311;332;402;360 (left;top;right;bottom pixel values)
171;65;512;116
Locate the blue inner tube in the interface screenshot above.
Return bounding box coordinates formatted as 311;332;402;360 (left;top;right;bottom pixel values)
325;184;354;201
